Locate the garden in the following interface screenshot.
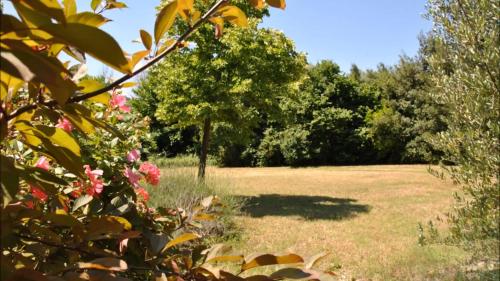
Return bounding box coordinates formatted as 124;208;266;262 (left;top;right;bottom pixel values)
0;0;498;280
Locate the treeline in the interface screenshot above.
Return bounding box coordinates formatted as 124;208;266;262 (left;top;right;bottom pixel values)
133;39;446;167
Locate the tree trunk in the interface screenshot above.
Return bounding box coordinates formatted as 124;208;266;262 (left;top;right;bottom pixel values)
198;117;211;180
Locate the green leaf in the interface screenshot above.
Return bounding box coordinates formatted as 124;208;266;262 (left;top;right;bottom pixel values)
0;155;19;206
161;232;200;253
40;23;131;74
154;0;178;44
242;254;304;271
140;29;153;50
67;12;110;27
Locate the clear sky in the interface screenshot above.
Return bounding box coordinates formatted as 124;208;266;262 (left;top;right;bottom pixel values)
4;0;432;74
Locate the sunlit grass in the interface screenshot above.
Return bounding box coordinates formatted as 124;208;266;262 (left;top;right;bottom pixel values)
148;164;470;280
209;165;470;280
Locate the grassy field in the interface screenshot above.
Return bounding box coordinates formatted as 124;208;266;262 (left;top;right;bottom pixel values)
155;165;470;280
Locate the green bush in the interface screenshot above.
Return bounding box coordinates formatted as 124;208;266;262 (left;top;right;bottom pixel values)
146;168;242;241
150;154;216;168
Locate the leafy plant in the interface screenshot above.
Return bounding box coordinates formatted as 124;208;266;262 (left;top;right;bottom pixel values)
1;0;331;280
426;0;499;258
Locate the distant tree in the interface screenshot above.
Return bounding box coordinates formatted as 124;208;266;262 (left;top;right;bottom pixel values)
365;55;446;163
137;14;306;178
349;63;362;82
254;60;379;166
426;0;499;256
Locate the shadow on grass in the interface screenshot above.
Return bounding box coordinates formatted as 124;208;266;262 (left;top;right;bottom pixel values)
237;194;371;220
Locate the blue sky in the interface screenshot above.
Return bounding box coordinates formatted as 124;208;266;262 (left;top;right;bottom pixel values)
4;0;431;75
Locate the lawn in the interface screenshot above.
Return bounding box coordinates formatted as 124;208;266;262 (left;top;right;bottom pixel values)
155;165;470;280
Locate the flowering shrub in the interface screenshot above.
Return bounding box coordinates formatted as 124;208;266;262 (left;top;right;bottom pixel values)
0;0;331;280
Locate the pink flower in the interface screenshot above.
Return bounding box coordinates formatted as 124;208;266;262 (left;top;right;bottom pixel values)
127;149;141;163
124;167;142;189
34;156;50;170
30;185;48;202
139;162;160;186
84;165;104;197
56;118;73;132
135;187;149;202
111;95;131;113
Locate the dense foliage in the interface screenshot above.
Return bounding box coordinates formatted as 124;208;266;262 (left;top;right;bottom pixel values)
134;1;306;177
1;0;332;280
426;0;499;257
135;52;446;167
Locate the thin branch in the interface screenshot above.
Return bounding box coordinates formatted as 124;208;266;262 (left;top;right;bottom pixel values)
5;0;229;121
16;234;107;257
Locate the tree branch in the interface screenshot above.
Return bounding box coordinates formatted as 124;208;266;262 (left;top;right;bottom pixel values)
5;0;229;121
16;234;112;257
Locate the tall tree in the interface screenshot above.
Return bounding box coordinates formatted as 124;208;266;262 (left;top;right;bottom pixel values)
427;0;499;255
365;54;446;163
137;11;306;178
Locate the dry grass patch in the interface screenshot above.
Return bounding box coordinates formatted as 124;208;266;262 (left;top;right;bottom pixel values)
207;165;469;280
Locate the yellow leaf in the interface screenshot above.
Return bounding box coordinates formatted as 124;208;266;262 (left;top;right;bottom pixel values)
154;0;178;44
67;12;110;27
1;41;77;105
77;258;128;272
86;216;132;240
177;0;194;21
129;50;150;70
206;255;244;263
218;5;248;27
40;23;131;74
88;93;110;104
119;82;137;88
90;0;102;11
249;0;265;9
266;0;286;9
241;254;304;271
78;79;105;93
140;29;153;50
63;0;77;17
12;0;66;24
161;233;200;253
33;125;81;157
62;105;96;134
209;17;225;34
193;213;216;221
